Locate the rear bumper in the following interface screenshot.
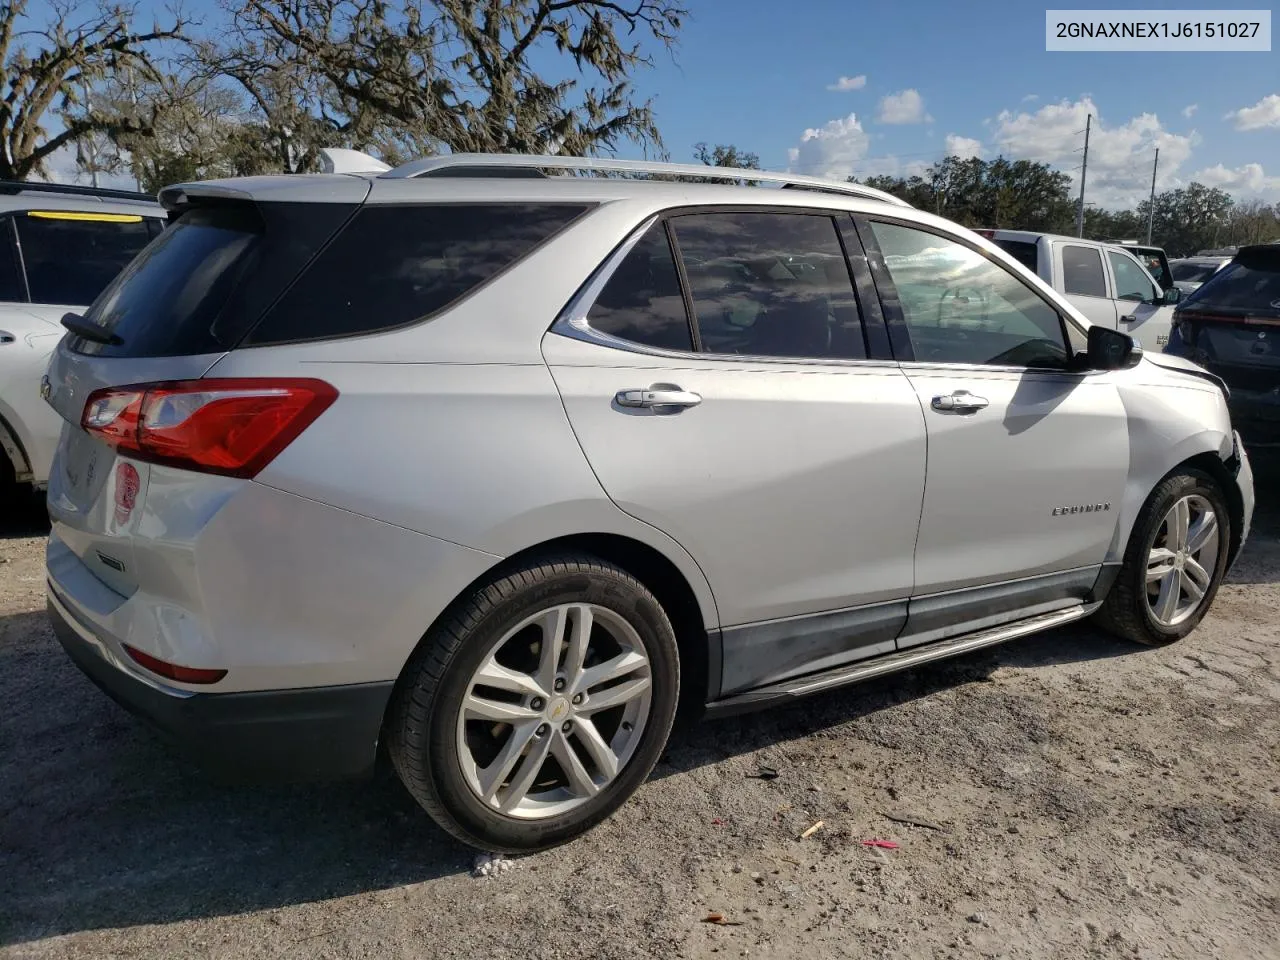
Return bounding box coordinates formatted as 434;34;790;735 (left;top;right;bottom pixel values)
48;593;393;781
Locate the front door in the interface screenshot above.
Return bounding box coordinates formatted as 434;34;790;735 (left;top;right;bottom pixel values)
545;211;927;694
1106;248;1174;351
860;219;1129;647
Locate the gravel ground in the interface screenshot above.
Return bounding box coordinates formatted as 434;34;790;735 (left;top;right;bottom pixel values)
2;463;1278;960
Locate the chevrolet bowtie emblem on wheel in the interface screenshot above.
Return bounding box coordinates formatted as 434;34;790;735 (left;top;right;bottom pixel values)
1052;503;1111;516
39;375;51;402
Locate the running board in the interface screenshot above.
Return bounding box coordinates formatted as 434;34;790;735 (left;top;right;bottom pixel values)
705;603;1093;717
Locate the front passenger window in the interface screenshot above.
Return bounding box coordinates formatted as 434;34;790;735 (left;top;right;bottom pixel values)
867;221;1070;370
1108;251;1158;302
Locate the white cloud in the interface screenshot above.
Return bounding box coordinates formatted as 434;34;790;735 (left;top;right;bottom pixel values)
827;75;867;92
1021;94;1039;103
786;113;871;178
1226;93;1280;131
1182;103;1198;118
877;89;931;125
1191;162;1280;201
992;97;1197;207
945;134;983;160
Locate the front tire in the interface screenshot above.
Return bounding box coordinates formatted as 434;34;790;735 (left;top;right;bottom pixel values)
1094;469;1231;646
388;555;680;852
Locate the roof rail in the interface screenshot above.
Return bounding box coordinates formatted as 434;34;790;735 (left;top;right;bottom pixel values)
381;153;911;207
0;179;155;204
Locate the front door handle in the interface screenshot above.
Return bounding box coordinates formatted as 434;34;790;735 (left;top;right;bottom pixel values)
615;384;702;412
1120;314;1137;323
931;390;989;413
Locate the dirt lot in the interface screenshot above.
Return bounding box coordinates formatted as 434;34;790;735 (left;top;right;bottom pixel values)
2;463;1278;960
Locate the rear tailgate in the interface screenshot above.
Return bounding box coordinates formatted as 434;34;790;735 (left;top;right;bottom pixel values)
44;177;367;597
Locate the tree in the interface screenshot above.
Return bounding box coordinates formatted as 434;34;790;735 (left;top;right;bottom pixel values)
207;0;686;170
1134;182;1234;256
693;142;759;170
0;0;189;180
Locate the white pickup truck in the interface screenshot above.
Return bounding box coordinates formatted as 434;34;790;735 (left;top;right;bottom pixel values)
976;230;1182;352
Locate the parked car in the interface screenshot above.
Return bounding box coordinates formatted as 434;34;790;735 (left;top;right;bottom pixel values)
1169;256;1232;296
0;180;165;494
974;230;1181;351
44;155;1253;852
1166;244;1280;446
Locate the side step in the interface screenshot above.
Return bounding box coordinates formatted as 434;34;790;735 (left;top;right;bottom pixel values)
705;603;1093;717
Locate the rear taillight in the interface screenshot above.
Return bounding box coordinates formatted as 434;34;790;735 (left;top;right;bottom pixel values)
81;378;337;478
122;644;227;684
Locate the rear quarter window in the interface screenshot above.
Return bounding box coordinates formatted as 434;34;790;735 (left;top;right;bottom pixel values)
246;203;591;345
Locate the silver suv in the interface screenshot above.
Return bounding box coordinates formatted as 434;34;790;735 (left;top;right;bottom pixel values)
43;155;1255;852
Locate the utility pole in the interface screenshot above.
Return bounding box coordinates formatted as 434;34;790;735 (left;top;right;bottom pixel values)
1145;148;1159;245
82;78;100;188
1075;113;1091;238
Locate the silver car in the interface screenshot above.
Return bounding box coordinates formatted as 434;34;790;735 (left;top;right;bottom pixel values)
43;155;1255;852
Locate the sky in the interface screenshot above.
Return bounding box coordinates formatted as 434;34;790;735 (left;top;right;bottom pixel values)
33;0;1280;210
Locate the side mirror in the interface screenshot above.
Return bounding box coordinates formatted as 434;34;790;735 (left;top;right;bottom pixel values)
1087;325;1143;371
1163;286;1182;305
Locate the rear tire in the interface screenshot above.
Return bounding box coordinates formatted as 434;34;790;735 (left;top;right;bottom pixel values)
388;554;680;852
1094;469;1231;646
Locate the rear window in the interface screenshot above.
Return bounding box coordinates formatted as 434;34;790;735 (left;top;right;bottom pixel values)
16;212;155;306
1182;253;1280;316
246;203;590;345
992;238;1038;273
1171;261;1222;284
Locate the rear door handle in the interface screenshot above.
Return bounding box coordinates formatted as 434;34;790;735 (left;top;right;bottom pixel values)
931;390;989;413
615;384;702;411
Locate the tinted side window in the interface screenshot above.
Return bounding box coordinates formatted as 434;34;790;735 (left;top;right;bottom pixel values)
0;218;22;302
993;238;1039;273
1061;245;1107;298
15;213;154;306
671;212;866;360
1108;252;1157;302
868;221;1069;370
250;203;588;345
589;223;692;351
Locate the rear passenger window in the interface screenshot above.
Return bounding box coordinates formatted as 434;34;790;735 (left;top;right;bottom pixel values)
589;223;692;352
16;213;154;306
1061;245;1107;298
0;219;22;302
249;203;589;345
670;212;866;360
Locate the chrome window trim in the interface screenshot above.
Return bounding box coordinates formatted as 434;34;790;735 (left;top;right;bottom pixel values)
551;213;899;371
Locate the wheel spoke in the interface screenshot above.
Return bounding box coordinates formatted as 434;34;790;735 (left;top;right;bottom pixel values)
551;732;599;798
574;649;648;696
463;693;540;724
1168;498;1191;551
536;606;569;692
498;728;555;813
562;606;592;689
477;720;540;803
1184;557;1212;595
579;675;652;714
573;717;620;782
1187;510;1219;554
1146;547;1177;582
474;659;544;699
1180;570;1206;603
1154;570;1181;622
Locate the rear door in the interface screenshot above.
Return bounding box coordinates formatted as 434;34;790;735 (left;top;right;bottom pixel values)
1054;241;1118;330
1106;248;1174;351
546;209;927;694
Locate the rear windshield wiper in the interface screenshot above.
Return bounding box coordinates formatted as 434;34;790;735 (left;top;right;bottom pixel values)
61;313;123;346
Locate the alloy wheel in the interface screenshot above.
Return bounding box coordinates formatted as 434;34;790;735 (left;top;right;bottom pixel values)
1145;494;1221;627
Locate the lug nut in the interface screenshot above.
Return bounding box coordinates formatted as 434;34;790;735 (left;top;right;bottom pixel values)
571;693;583;705
561;720;573;733
553;677;566;692
530;697;545;710
536;723;549;737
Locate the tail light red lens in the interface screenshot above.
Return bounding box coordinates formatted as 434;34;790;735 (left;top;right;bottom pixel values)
81;378;337;478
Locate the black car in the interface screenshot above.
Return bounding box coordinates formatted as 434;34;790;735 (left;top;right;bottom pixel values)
1166;244;1280;445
